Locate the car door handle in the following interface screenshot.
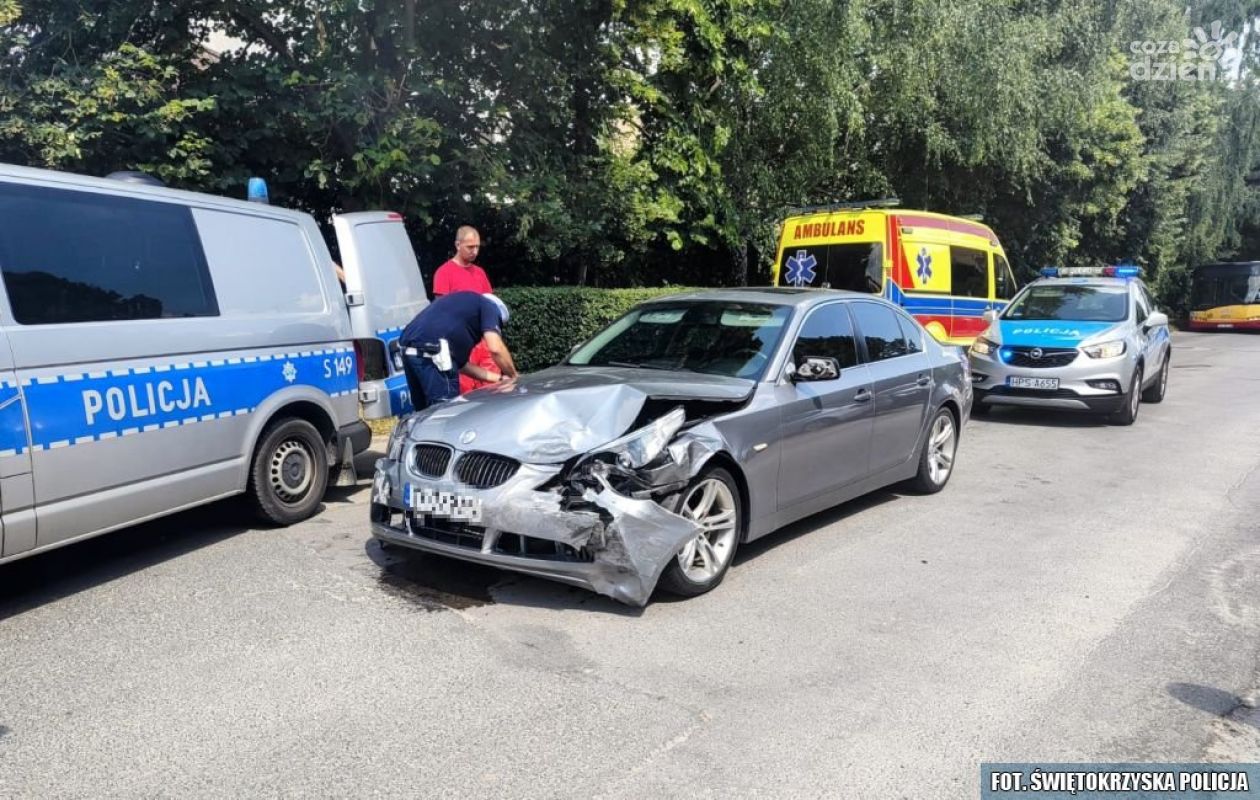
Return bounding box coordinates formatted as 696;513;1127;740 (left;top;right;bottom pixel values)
854;388;872;402
916;375;931;387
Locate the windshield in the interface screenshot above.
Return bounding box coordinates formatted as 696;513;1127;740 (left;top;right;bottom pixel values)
1190;265;1260;310
1003;284;1129;322
567;301;791;379
777;242;883;291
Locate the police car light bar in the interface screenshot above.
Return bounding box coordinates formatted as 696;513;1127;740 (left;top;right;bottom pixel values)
1105;265;1142;278
1039;265;1142;279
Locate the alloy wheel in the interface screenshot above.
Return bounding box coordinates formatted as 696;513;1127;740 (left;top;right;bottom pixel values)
676;478;739;583
927;412;957;486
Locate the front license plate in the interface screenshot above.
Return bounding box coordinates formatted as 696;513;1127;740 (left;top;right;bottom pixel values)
1008;376;1059;390
406;484;482;522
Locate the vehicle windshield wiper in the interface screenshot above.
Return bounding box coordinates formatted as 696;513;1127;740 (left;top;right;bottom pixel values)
604;360;679;371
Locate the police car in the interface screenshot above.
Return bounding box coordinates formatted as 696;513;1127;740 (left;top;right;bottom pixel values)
968;266;1171;424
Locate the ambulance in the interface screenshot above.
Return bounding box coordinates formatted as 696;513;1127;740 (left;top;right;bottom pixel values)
0;163;426;564
773;201;1018;344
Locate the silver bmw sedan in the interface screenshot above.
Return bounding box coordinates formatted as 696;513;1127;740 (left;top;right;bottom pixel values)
370;288;972;606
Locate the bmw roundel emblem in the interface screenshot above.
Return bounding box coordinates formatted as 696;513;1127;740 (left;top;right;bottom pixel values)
1030;347;1043;360
460;430;477;445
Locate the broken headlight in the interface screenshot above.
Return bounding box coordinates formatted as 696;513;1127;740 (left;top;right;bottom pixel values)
386;419;410;461
563;407;687;501
595;407;686;469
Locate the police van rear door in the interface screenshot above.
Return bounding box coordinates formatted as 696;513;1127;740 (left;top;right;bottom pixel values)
0;328;35;560
334;212;429;418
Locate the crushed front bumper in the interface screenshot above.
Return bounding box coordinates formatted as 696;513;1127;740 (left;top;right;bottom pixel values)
369;455;703;606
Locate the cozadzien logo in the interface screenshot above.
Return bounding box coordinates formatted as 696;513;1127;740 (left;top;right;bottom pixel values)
1130;19;1240;82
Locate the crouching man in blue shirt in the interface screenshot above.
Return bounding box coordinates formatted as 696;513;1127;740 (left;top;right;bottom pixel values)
399;291;518;411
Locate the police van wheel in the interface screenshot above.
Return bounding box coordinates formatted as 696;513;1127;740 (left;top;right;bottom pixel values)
249;418;329;525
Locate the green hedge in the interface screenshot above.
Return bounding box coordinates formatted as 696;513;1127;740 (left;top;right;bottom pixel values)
496;286;702;373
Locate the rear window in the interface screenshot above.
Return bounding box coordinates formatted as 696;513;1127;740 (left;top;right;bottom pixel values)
194;209;325;315
950;246;988;298
0;181;218;324
779;243;883;293
851;302;915;361
1191;266;1260;310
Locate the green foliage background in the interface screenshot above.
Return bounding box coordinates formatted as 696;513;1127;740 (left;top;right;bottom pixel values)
1;0;1258;315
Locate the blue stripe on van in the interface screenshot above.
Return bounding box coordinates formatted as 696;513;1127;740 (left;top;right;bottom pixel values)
901;296;994;316
21;348;357;452
0;381;28;456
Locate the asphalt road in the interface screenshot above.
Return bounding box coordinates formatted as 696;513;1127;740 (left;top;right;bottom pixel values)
2;330;1258;799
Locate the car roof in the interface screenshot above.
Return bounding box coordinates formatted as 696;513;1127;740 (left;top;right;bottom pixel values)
0;161;313;224
644;287;876;309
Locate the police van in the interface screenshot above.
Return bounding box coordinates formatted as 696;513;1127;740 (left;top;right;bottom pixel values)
0;163;427;564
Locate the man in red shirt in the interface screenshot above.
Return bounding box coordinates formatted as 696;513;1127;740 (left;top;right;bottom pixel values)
432;226;498;392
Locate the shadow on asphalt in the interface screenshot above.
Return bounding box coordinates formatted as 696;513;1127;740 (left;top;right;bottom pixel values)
1;446;947;617
366;483;908;614
1168;682;1258;728
970;407;1112;428
735;488;901;565
0;449;384;621
364;537;647;617
0;496;249;621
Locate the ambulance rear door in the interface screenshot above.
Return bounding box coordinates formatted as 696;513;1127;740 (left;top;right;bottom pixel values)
334;212;429;418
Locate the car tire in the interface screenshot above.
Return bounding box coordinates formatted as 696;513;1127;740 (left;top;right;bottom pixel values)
1142;351;1170;403
249;417;329;525
908;406;959;494
1110;367;1142;426
657;466;742;599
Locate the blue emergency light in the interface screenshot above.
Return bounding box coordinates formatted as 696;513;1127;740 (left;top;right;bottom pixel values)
247;177;269;204
1104;264;1142;278
1040;267;1060;278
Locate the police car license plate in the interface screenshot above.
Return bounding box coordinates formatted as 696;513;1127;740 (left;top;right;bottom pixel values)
405;484;482;522
1008;376;1059;390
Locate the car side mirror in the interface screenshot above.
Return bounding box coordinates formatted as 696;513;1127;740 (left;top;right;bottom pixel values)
1144;311;1168;330
792;356;840;382
982;309;999;324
